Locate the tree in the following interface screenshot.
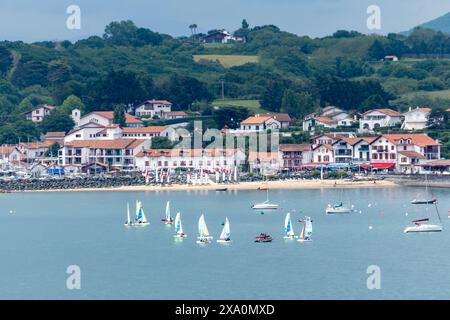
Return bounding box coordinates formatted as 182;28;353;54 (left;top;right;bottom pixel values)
40;110;75;134
11;60;48;88
427;108;449;129
213;106;252;129
62;95;85;114
242;19;249;30
113;105;126;127
281;90;316;119
45;142;61;157
103;20;162;46
0;47;12;75
150;136;174;149
260;80;286;112
367;40;385;60
47;60;71;86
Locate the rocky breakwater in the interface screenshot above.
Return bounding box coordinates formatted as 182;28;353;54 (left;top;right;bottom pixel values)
0;176;148;192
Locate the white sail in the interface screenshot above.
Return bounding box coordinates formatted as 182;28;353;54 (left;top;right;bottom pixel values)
165;201;171;220
174;212;184;235
215;169;220;183
198;214;211;238
136;200;148;223
284;212;295;237
234;166;237;182
125;202;131;225
219;218;231;240
305;216;313;238
155;168;159;183
222;168;226;182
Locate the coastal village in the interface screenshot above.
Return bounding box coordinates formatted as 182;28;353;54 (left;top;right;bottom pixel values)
1;99;449;187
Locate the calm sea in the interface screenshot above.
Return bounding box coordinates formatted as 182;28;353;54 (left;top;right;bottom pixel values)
0;186;449;300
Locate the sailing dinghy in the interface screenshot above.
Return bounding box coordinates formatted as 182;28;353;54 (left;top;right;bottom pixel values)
134;200;149;226
404;202;443;233
252;189;279;210
325;185;353;214
297;216;313;242
217;217;232;243
197;214;213;244
283;212;297;239
124;202;133;227
173;212;187;238
161;201;174;225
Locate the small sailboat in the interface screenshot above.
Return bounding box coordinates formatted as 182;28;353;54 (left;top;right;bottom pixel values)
217;217;232;243
161;201;174;225
297;216;313;242
252;189;279;210
283;212;297;239
173;212;187;238
325;188;352;214
124;202;133;227
197;214;213;244
404;202;443;233
134;200;149;226
411;174;437;204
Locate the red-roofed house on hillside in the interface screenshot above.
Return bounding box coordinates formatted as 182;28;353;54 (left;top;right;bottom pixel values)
18;141;54;162
384;55;399;61
279;144;312;171
71;109;143;128
359;108;403;131
122;126;178;141
401;107;432;130
23;105;57;123
134;100;172;118
369;134;440;173
238;113;291;132
59;138;150;172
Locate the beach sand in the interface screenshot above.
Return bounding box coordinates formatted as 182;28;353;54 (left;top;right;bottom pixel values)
20;179;398;193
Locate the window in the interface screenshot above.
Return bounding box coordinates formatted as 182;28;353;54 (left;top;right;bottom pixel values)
158;161;162;166
391;146;395;150
403;146;407;151
401;157;407;163
390;154;396;159
173;161;177;166
373;154;378;160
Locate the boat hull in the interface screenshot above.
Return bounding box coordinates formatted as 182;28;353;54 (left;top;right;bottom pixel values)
252;205;279;210
326;207;352;214
283;236;298;239
217;239;232;243
411;199;437;205
174;234;187;238
404;224;442;233
297;238;313;242
132;222;150;227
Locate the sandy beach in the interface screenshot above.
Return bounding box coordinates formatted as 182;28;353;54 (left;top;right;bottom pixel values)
19;179;398;193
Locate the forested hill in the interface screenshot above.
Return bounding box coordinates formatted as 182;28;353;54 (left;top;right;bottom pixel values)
0;19;449;143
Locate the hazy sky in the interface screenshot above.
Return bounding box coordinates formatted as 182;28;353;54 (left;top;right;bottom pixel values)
0;0;449;42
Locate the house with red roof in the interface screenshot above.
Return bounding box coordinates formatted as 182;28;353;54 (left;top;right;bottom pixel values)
279;144;312;171
359;108;403;131
401;107;432;130
60;138;150;172
134;100;172;118
71;109;143;128
238;113;291;132
368;134;440;173
23;105;57;123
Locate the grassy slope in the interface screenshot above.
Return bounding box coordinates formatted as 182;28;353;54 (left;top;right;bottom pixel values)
212;99;268;114
193;54;259;68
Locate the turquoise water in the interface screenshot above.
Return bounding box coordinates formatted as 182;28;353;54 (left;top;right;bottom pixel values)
0;187;449;300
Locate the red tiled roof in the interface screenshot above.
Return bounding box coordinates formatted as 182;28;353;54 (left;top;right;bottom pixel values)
424;160;450;167
136;148;240;158
65;139;144;149
363;108;402;117
122;126;169;134
269;113;292;123
0;145;19;155
93;112;143;124
19;141;54;149
404;107;432;114
279;144;311;152
166;111;188;117
383;134;440;147
314;116;337;125
241;115;272;125
248;151;281;162
140;100;172;105
312;144;333;151
398;151;427;159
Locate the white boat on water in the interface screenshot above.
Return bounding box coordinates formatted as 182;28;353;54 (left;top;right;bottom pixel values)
283;212;297;239
297;216;313;242
124;202;133;227
217;217;232;243
161;201;174;225
197;214;213;244
326;202;352;214
404;219;443;233
252;189;279;210
134;200;149;226
173;212;187;238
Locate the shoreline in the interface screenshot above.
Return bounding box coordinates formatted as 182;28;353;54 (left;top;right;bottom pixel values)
15;179;399;193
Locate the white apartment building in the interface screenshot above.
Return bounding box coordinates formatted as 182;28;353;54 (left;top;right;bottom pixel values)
360;108;402;131
401;107;431;131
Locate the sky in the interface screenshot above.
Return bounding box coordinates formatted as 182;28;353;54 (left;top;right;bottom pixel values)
0;0;449;42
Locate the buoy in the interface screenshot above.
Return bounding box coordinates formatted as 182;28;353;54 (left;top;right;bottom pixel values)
405;212;409;216
369;226;373;230
368;204;372;208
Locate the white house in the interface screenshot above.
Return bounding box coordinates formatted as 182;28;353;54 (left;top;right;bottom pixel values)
248;151;283;173
135;148;246;172
122;126;178;142
71;109;143;128
401;107;431;130
18;141;54;162
59;139;150;171
311;144;334;164
134;100;172;118
0;145;23;166
202;30;243;44
23;105;57;123
239;114;284;132
359;109;402;131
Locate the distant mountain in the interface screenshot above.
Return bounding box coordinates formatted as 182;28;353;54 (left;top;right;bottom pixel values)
402;12;450;35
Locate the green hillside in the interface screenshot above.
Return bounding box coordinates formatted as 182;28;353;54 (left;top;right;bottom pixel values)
403;12;450;35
